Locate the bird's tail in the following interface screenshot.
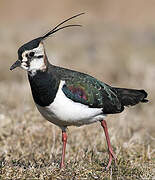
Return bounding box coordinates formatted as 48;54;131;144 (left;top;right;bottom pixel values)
113;87;148;107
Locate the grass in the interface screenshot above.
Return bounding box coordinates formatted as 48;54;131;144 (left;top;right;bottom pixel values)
0;10;155;179
0;108;154;179
0;62;154;179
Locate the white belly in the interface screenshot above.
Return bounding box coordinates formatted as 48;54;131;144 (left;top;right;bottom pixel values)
36;81;106;128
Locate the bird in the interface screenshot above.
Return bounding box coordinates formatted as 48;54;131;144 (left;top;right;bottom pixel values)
10;13;148;170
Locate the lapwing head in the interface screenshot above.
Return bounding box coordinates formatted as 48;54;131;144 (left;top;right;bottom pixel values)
10;13;84;75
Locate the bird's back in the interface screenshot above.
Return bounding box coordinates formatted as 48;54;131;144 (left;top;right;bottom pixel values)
49;64;148;114
48;65;124;114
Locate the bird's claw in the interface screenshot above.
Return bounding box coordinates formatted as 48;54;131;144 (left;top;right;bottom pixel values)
105;148;117;170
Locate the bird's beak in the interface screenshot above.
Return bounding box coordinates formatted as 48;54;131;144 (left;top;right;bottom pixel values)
10;60;21;70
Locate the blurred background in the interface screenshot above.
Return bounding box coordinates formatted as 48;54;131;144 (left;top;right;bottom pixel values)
0;0;154;178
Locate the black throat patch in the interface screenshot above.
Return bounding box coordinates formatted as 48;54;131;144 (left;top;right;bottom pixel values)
28;71;60;107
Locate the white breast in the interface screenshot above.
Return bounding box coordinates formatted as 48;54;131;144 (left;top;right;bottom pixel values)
36;80;106;128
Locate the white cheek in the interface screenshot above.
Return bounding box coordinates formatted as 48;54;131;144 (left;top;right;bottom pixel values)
29;58;45;71
22;57;28;62
21;62;28;70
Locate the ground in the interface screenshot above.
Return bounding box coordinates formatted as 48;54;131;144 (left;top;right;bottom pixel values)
0;1;155;179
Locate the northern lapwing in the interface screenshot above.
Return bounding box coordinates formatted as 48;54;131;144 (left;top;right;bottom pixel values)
10;13;148;170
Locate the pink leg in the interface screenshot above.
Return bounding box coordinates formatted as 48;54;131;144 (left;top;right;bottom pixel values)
101;120;116;170
60;131;67;168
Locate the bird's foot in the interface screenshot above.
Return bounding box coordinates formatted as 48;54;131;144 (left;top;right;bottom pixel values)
106;148;117;170
60;162;65;169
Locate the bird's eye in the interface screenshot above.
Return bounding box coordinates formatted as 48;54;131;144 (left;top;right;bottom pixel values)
29;52;35;57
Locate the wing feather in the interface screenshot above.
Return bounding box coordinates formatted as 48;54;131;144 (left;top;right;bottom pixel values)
51;65;123;113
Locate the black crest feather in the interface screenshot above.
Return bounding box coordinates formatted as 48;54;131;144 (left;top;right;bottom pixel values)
17;13;84;59
41;13;85;40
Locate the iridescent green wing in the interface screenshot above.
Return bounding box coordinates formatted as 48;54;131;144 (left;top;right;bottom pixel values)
53;66;123;113
62;74;122;111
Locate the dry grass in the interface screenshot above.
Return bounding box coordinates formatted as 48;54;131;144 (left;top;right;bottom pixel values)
0;1;155;179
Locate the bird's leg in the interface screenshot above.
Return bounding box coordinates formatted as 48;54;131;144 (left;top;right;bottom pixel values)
60;130;67;168
100;120;116;170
